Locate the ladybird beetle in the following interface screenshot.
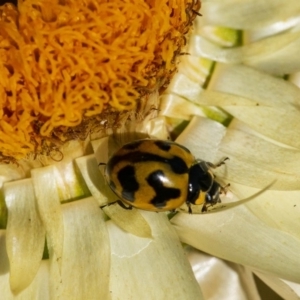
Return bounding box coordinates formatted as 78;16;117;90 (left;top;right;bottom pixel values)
103;139;228;213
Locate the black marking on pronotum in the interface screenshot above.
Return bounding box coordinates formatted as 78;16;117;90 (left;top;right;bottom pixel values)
187;164;213;204
117;165;139;202
109;151;189;174
146;170;181;208
205;181;221;204
154;140;191;154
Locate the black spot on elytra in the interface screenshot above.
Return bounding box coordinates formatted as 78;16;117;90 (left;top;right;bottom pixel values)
169;156;189;174
117;165;139;202
147;170;181;208
154;140;171;151
108;152;189;175
122;141;143;150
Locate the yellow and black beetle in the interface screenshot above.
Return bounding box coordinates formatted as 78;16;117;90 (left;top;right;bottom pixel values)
102;139;228;213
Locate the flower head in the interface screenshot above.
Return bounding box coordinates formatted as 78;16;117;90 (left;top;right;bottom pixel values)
1;0;300;299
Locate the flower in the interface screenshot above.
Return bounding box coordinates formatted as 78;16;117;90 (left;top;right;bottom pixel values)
1;0;300;299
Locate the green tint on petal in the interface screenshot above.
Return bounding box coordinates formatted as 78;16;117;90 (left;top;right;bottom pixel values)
108;212;203;299
4;180;45;293
163;72;232;123
49;198;110;299
0;190;7;229
211;27;241;46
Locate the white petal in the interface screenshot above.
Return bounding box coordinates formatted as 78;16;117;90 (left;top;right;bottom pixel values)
109;212;203;299
3;179;45;293
175;116;227;162
201;0;300;30
0;164;25;189
253;271;300;300
31;166;64;261
0;230;50;299
189;31;300;75
187;247;261;300
216;119;300;190
75;154;109;206
49;198;110;299
160;93;206;120
178;62;300;148
171;205;300;282
231;183;300;241
281;279;300;297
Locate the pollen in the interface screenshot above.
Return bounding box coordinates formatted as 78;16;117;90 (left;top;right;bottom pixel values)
0;0;200;160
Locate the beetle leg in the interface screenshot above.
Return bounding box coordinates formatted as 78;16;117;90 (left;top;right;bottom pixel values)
201;203;208;212
220;183;230;196
206;157;229;169
100;200;133;210
186;201;193;214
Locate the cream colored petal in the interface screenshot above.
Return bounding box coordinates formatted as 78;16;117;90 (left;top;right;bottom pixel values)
230;183;300;241
189;31;300;75
175;116;227;162
49;198;110;299
75;154;109;206
177;62;300;148
166;73;204;101
0;231;50;299
242;31;300;75
0;164;26;189
108;211;203;300
3;179;45;293
160;93;206;120
172;205;300;282
217;119;300;190
208;63;299;107
102;206;152;238
187;247;261;300
201;0;300;30
31;166;64;261
253;271;300;300
188;35;241;63
281;279;300;297
177;116;300;189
